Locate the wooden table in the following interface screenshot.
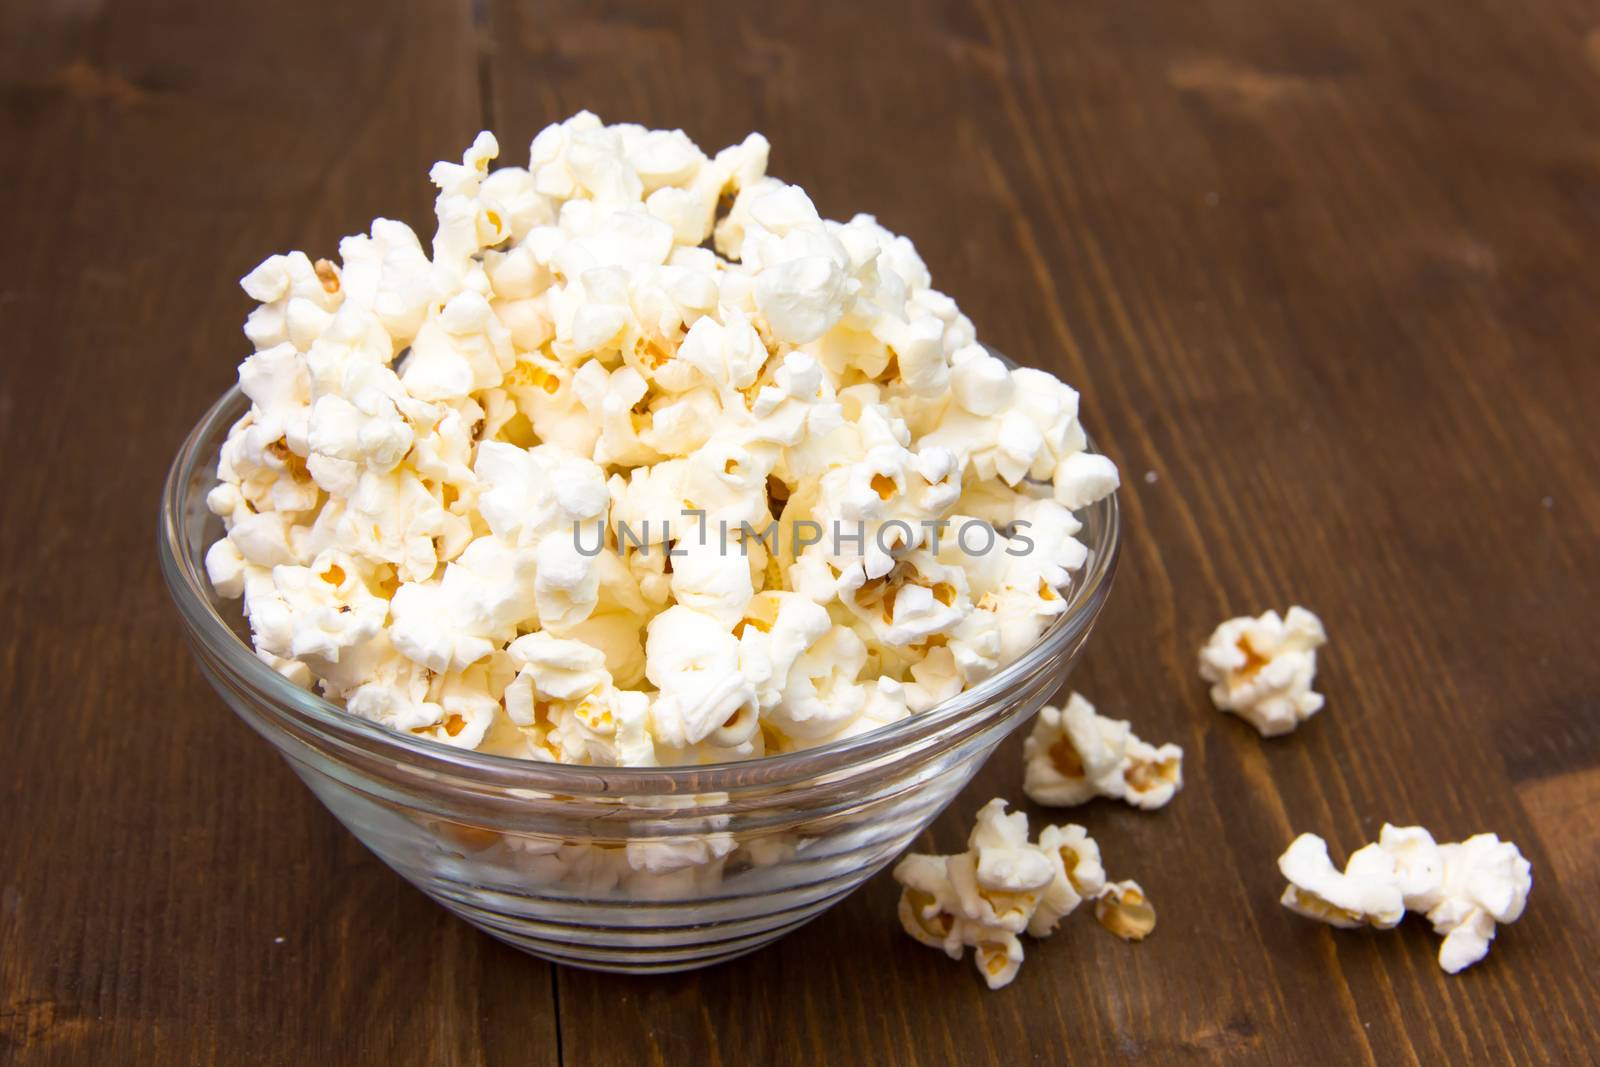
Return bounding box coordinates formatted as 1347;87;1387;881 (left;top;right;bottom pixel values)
4;0;1597;1062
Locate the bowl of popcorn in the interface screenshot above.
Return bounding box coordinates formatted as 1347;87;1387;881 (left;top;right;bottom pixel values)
159;113;1122;972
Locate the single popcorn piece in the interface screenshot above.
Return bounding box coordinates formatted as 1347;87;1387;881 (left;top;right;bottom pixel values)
1426;832;1533;974
1276;824;1532;973
892;799;1151;989
1022;692;1183;810
1277;833;1406;929
205;113;1121;786
1028;822;1106;937
1093;879;1157;941
1199;606;1327;736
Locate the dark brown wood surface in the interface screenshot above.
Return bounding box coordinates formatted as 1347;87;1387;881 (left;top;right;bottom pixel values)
3;0;1596;1063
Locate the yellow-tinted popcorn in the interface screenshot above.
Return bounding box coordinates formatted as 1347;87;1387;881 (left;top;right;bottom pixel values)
1023;693;1184;810
892;800;1150;989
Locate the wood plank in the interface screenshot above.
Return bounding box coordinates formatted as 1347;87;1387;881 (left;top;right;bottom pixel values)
0;1;560;1064
483;0;1600;1064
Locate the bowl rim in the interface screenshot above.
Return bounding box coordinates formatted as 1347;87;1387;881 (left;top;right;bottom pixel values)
160;380;1120;795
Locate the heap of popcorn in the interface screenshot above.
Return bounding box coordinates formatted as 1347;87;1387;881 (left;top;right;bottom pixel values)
204;112;1120;766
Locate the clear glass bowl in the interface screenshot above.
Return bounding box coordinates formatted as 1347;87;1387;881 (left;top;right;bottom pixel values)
159;383;1120;973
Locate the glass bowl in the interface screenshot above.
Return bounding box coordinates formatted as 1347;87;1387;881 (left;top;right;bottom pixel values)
159;382;1120;974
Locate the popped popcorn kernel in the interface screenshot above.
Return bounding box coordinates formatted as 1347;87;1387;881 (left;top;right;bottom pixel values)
1023;693;1184;810
892;799;1148;989
1199;606;1326;736
1277;824;1532;973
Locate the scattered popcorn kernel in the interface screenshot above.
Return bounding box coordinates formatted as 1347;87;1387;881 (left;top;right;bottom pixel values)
1277;833;1405;929
1199;606;1327;736
1276;824;1531;973
892;799;1149;989
1093;880;1157;941
1022;693;1183;810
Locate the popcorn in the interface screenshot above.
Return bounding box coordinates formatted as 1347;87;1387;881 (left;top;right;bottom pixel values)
336;635;509;750
204;537;252;599
1022;693;1184;810
1278;833;1406;929
1199;606;1327;736
948;345;1012;415
306;360;415;476
1277;825;1532;973
502;631;654;764
208;115;1118;781
505;632;610;704
342;648;444;734
767;624;873;742
1428;834;1533;973
401;290;516;402
1029;823;1106;936
241;252;342;353
893;799;1150;989
644;606;758;751
267;553;389;665
1053;452;1121;511
424;657;513;750
335;467;471;582
1093;880;1157;941
735;590;831;710
388;536;537;672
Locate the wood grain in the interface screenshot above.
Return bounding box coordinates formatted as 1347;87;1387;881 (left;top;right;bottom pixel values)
3;0;1598;1063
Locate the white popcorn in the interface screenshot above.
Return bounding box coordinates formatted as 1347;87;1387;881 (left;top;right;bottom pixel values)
423;658;512;750
893;799;1149;989
333;467;469;582
472;440;609;633
947;800;1055;933
1053;452;1121;510
1277;825;1531;973
343;648;444;735
336;634;509;750
307;360;415;475
1030;823;1106;937
1426;832;1533;974
475;440;609;548
500;631;655;764
645;606;757;750
388;536;536;672
1199;606;1327;736
241;252;342;353
241;550;388;674
401;290;516;402
204;537;252;599
1022;693;1184;810
948;345;1012;415
504;632;610;705
767;624;873;742
1278;834;1406;929
678;312;765;393
208;116;1118;791
735;590;830;709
